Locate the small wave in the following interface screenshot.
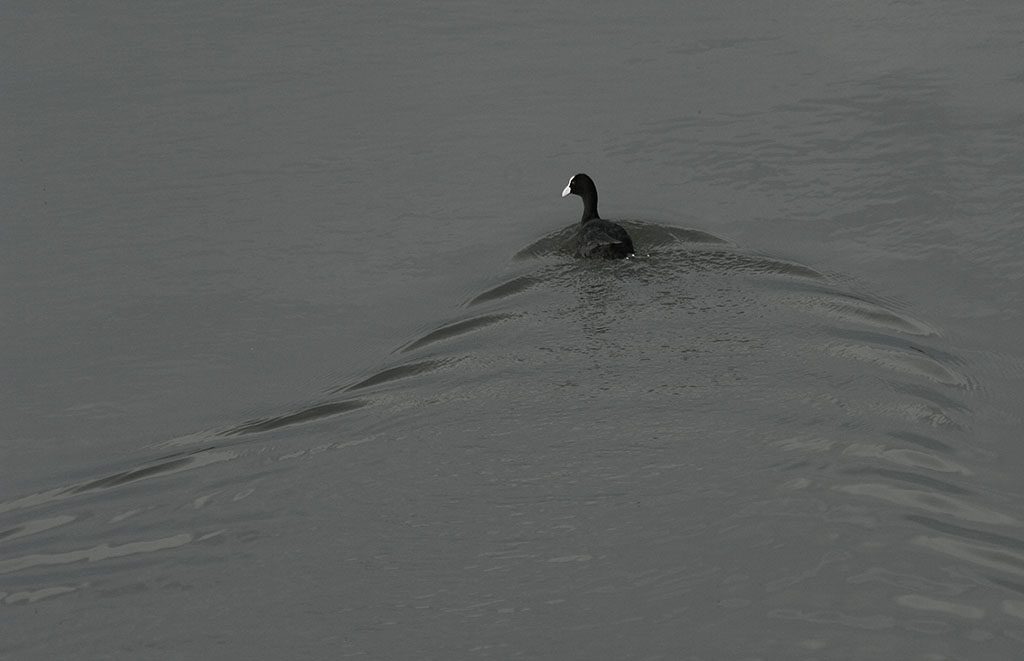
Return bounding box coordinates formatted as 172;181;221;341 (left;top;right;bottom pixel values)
0;449;235;516
908;515;1024;553
769;280;937;336
221;399;368;436
339;359;449;392
836;482;1017;526
465;276;539;307
839;466;970;496
400;313;515;353
886;430;956;455
826;342;970;388
843;441;970;475
685;250;825;279
915;535;1024;579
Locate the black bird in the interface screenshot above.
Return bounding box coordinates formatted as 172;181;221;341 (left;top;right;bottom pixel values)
561;173;635;259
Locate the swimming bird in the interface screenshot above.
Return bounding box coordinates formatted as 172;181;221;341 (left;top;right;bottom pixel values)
561;173;635;259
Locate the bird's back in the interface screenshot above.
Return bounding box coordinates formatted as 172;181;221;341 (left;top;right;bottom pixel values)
576;219;634;259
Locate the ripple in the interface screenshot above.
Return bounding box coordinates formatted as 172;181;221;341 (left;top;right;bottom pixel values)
769;608;895;630
2;585;81;605
895;594;985;620
400;313;515;353
466;276;539;307
687;250;824;279
884;400;962;430
841;443;970;475
840;467;970;496
0;533;193;575
847;567;967;595
826;342;968;387
906;515;1024;552
0;450;235;515
222;399;368;436
887;430;955;455
1004;601;1024;620
340;359;449;392
0;515;76;544
774;281;937;336
915;536;1024;578
837;483;1018;526
72;457;191;493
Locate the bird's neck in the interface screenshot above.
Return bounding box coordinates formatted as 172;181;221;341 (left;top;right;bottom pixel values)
580;194;599;223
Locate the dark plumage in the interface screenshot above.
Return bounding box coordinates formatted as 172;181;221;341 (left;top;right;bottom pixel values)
561;173;635;259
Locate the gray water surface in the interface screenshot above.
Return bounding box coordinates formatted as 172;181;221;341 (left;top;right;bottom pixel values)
5;1;1024;659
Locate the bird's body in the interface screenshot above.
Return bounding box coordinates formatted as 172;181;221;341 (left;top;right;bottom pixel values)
576;218;634;259
561;173;635;259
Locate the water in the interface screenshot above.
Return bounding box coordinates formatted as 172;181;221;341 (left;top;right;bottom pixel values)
4;1;1024;658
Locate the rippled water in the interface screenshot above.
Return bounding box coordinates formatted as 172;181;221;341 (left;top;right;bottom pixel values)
5;1;1024;658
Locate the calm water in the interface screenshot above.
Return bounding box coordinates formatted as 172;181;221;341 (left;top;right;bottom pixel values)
5;1;1024;658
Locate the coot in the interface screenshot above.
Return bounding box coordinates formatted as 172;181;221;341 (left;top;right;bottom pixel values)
561;173;635;259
